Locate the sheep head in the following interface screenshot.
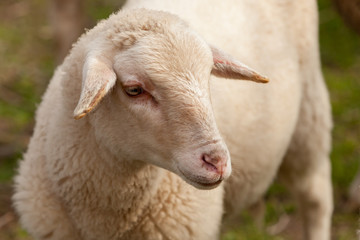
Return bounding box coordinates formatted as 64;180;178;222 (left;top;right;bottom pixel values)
73;10;268;189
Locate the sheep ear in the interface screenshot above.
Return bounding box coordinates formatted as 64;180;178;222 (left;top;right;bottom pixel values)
210;46;269;83
73;56;117;120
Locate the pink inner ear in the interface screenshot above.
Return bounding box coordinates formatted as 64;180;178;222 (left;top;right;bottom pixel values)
210;45;269;83
211;46;245;70
211;46;229;64
213;56;239;68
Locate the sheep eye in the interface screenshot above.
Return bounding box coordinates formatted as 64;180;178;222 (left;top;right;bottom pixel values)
124;86;144;96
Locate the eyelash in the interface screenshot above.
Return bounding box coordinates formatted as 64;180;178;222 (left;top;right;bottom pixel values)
124;85;144;97
122;83;159;108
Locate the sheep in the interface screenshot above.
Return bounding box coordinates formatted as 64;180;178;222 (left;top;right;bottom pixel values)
13;1;333;240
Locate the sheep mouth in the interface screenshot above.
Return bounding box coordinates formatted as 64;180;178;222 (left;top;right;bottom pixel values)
177;167;223;190
194;179;223;188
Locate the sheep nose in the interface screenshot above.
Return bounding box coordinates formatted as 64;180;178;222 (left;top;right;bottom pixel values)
201;153;227;177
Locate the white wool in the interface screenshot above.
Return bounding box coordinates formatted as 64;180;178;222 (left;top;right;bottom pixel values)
14;1;333;240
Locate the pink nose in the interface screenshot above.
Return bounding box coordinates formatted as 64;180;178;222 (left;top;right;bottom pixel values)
201;153;227;176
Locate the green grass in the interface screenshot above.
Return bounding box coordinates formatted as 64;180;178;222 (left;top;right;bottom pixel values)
318;0;360;211
327;67;360;192
0;1;49;183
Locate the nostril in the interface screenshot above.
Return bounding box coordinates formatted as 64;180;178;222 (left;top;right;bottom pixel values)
202;153;221;165
201;154;218;172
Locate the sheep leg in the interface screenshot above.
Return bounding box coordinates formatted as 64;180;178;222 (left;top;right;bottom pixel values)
248;199;266;229
280;146;332;239
278;75;333;240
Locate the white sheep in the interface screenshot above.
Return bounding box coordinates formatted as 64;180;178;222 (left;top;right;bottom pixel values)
13;1;333;240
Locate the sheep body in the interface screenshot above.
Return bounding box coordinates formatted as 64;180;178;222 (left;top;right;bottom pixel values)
14;1;333;240
123;3;333;239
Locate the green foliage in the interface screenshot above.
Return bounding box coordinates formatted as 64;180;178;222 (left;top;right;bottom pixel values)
86;0;126;21
0;79;38;127
318;0;360;68
318;0;360;204
327;66;360;191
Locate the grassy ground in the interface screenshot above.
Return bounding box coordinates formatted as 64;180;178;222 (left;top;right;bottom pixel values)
0;0;359;239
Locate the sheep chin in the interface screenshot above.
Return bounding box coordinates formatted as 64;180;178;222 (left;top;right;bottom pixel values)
176;166;224;190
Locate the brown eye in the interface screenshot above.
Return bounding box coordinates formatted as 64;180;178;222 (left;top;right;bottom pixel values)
124;86;144;96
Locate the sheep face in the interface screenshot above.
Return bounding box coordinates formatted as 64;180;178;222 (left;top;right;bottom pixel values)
74;27;268;190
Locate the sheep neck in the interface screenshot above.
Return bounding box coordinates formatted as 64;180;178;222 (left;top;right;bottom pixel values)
79;132;163;210
50;120;165;236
